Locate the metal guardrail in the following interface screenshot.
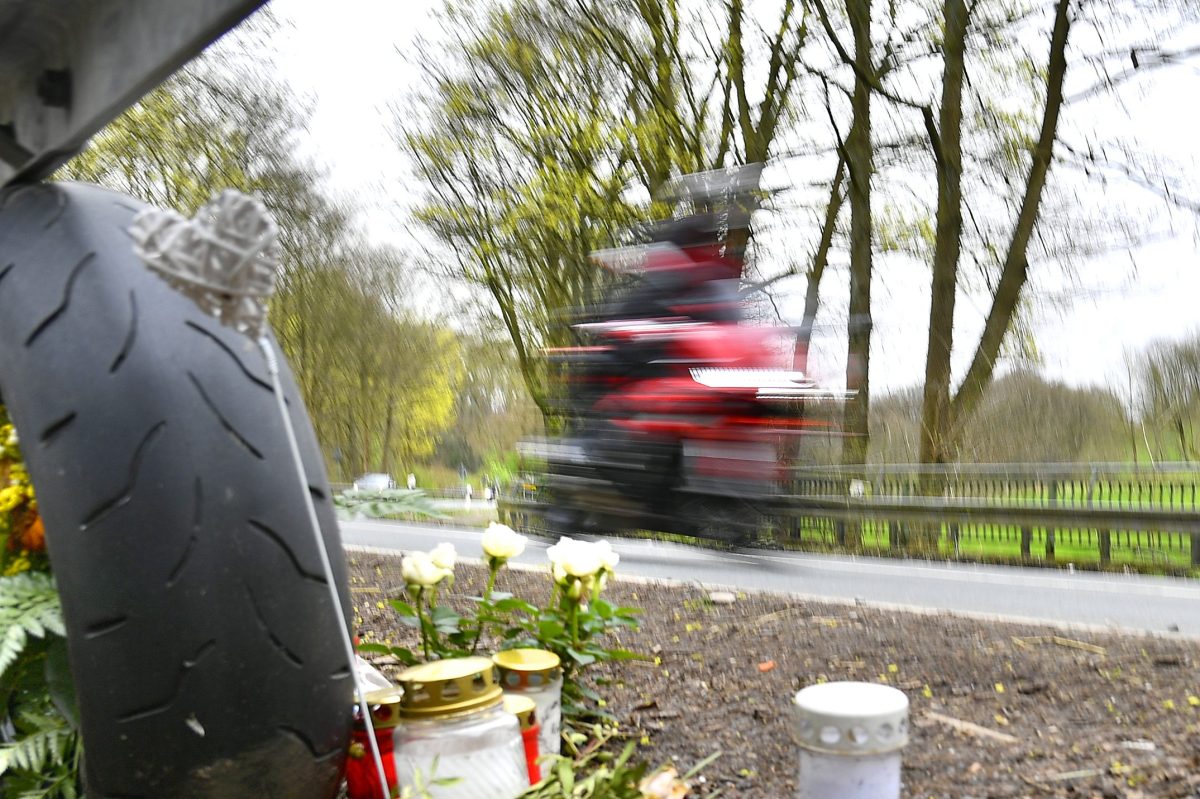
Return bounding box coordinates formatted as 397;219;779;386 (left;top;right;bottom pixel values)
500;461;1200;569
784;462;1200;568
781;493;1200;534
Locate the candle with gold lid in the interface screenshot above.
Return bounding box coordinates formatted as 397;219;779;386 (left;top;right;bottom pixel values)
345;688;403;799
392;657;527;798
502;694;542;785
493;648;563;756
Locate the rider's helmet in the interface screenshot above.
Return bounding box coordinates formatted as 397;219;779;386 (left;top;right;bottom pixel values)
646;163;764;282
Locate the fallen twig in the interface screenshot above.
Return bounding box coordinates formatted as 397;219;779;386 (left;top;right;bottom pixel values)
1012;635;1105;656
1041;768;1105;782
752;606;803;625
922;711;1020;744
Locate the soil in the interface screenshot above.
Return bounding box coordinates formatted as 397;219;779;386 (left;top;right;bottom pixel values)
348;547;1200;798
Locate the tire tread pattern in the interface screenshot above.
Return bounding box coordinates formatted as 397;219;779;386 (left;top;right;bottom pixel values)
0;182;351;798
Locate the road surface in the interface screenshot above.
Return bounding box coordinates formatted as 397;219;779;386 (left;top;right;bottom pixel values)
340;518;1200;637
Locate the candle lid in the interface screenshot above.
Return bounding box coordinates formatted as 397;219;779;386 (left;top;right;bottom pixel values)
493;649;562;688
355;687;403;729
502;694;539;731
494;648;561;673
792;681;909;755
396;657;503;718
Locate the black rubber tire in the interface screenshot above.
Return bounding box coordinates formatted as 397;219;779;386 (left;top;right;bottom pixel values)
0;183;352;798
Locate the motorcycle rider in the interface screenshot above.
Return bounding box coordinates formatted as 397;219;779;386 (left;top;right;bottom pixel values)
559;170;761;514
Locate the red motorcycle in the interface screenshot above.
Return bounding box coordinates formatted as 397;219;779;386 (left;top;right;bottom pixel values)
527;174;847;544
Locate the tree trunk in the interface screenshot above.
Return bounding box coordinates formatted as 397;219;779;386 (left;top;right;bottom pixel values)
917;0;972;475
794;156;846;373
381;394;397;475
1175;416;1192;461
840;0;873;476
947;0;1073;431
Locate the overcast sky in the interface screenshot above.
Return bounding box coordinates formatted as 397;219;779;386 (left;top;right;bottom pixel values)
261;0;1200;395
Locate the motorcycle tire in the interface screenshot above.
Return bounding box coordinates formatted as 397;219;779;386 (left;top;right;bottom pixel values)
0;182;352;798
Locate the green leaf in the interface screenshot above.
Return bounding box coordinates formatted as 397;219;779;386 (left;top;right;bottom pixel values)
493;597;537;614
682;750;722;780
430;605;461;623
556;758;575;792
0;713;74;778
538;619;565;640
576;684;603;702
356;644;418;666
430;606;462;635
0;573;64;680
390;648;420;666
614;740;638;769
389;600;418;617
565;647;596;666
355;642;392;654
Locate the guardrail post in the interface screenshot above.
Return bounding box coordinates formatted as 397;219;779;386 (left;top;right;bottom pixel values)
1020;526;1032;560
1098;529;1111;565
1045;481;1057;561
840;475;849;544
1192;532;1200;568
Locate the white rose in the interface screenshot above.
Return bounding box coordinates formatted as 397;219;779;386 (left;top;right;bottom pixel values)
594;540;619;572
546;536;603;580
430;542;457;571
481;523;527;561
402;551;449;587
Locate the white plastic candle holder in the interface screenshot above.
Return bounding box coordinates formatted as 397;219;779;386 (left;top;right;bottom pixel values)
792;681;909;799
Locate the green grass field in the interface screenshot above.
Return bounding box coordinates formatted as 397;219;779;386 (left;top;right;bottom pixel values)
773;518;1197;574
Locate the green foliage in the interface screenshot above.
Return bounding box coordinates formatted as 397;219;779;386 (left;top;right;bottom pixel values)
435;334;543;474
381;580;642;700
369;540;643;723
273;256;464;481
403;756;464;798
0;573;80;798
408;0;804;420
335;489;447;522
521;738;649;799
518;725;718;799
0;573;64;679
502;594;642;718
0;711;78;788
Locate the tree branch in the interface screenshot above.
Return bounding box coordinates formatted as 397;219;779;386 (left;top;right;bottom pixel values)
950;0;1074;429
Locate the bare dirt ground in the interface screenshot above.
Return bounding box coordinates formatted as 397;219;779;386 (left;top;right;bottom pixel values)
349;549;1200;798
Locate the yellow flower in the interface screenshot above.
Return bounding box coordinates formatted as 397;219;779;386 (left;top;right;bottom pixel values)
0;486;22;513
3;552;32;576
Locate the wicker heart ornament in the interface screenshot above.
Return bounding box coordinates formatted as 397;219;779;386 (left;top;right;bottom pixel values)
130;190;281;338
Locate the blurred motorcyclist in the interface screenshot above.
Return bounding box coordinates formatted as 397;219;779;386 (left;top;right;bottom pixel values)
607;213;743;325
